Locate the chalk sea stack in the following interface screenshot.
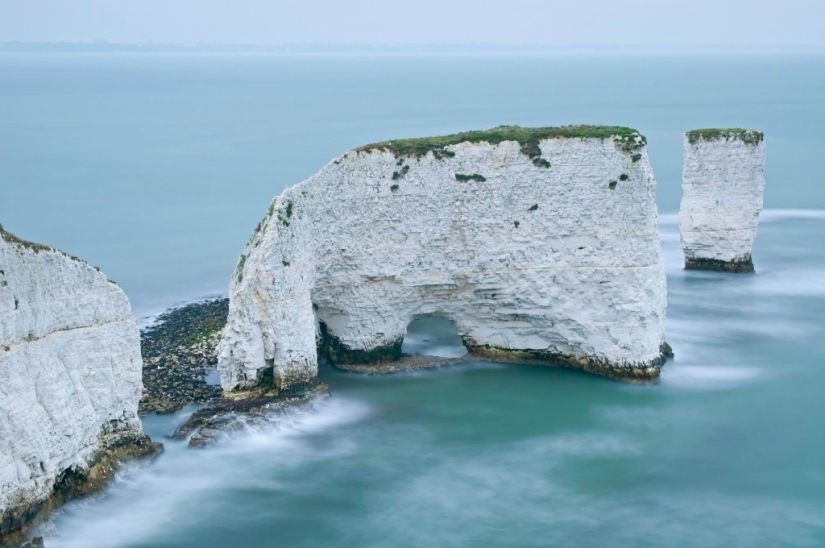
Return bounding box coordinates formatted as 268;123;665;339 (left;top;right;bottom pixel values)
0;226;160;546
217;126;669;389
679;128;766;273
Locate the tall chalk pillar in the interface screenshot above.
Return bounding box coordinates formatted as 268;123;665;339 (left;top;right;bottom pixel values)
679;129;766;273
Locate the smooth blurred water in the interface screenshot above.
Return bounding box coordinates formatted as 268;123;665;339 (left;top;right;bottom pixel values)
1;53;824;316
2;53;825;547
41;211;825;547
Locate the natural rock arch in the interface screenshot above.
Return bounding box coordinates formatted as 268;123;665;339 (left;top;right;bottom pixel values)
317;307;473;367
217;126;668;390
399;315;468;359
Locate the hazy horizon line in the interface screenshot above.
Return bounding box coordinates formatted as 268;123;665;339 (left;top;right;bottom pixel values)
2;41;824;55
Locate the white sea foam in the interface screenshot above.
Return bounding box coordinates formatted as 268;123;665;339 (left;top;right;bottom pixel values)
658;208;825;226
44;211;825;548
658;212;679;226
45;397;371;548
659;365;762;390
760;208;825;222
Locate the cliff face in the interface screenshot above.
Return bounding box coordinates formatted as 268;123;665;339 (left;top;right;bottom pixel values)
679;129;766;272
0;228;156;545
218;126;668;390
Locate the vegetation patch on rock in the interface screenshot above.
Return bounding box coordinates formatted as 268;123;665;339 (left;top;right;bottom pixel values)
455;173;486;182
0;224;53;254
357;125;647;159
236;255;246;282
392;165;410;180
0;223;97;268
686;128;764;145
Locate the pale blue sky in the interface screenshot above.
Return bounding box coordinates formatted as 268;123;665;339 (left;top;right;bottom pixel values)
0;0;823;46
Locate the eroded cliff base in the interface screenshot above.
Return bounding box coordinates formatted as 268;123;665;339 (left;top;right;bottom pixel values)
465;342;673;383
173;382;329;447
328;341;673;383
0;435;162;547
685;255;755;273
319;323;403;366
332;354;465;374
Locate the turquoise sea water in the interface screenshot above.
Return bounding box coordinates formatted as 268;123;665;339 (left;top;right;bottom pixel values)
2;53;824;316
1;53;824;547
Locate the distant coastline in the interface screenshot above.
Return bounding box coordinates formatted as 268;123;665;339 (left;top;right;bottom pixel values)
2;41;824;55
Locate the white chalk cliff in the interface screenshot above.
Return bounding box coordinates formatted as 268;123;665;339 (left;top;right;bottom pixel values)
218;126;668;391
679;129;766;272
0;227;154;543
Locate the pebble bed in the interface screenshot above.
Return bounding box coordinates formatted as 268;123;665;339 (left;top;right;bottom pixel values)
139;299;228;414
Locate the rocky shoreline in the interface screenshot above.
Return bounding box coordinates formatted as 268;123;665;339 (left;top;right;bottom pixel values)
139;299;228;414
173;382;330;447
139;298;330;447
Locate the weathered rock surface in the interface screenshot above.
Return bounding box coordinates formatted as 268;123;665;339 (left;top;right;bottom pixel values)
0;226;160;546
679;129;766;273
139;299;227;414
218;126;668;391
173;382;330;447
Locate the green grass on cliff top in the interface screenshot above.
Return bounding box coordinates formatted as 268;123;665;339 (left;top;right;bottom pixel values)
357;125;646;158
0;223;53;253
686;128;764;145
0;223;100;272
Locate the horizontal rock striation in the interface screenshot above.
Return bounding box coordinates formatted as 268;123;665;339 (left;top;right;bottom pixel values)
218;126;668;390
0;226;159;546
679;129;766;273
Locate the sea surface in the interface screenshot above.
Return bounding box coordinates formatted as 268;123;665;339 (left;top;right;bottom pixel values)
1;53;824;547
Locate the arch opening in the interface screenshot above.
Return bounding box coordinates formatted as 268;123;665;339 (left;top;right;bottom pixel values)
401;316;467;359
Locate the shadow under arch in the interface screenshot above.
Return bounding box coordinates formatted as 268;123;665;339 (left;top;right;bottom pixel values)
317;313;469;371
401;315;468;359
